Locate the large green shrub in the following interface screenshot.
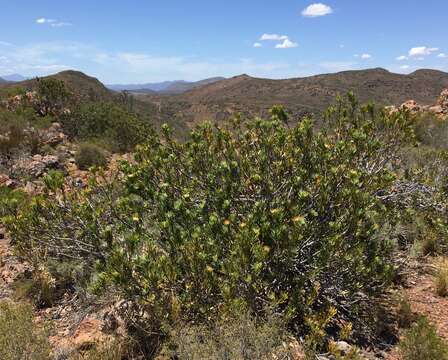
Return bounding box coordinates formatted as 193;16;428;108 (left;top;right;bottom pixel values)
61;102;153;152
98;96;411;327
5;95;414;347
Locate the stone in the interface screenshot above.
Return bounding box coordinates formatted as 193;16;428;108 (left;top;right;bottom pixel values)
400;100;420;113
334;341;352;355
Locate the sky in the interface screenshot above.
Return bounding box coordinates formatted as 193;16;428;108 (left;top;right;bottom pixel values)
0;0;447;83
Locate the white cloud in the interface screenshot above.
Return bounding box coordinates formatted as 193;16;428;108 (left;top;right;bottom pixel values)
253;42;262;48
360;53;372;59
302;3;333;17
275;39;298;49
408;46;439;57
400;65;410;69
51;22;72;28
396;55;408;61
259;34;288;41
36;18;71;27
36;18;56;24
438;53;447;58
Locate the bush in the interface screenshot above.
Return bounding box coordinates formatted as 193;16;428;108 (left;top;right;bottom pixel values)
61;102;153;152
164;312;294;360
5;95;414;349
435;262;448;297
0;110;27;155
0;187;28;218
35;77;70;116
75;142;108;170
397;295;416;329
399;316;448;360
0;301;51;360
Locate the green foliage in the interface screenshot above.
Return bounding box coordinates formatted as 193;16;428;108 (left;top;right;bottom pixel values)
5;95;415;348
0;187;28;218
164;312;292;360
98;97;410;329
0;301;51;360
61;102;154;152
0;109;28;155
399;316;448;360
75;142;108;170
435;261;448;297
413;112;448;150
36;77;70;116
43;169;65;192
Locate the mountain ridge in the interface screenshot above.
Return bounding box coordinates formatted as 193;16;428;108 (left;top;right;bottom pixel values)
136;67;448;127
107;77;225;94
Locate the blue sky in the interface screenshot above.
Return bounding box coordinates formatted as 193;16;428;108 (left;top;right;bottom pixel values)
0;0;447;83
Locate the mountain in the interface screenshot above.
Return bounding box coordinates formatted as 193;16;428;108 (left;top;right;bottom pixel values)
107;77;225;94
138;68;448;127
0;77;7;84
1;74;27;82
1;70;114;102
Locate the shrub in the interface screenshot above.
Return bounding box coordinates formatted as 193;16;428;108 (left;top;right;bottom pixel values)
397;295;415;329
6;95;414;348
0;110;27;155
435;262;448;297
35;77;70;116
0;301;51;360
61;102;153;152
399;316;448;360
0;187;28;218
99;97;410;326
75;142;108;170
164;312;293;360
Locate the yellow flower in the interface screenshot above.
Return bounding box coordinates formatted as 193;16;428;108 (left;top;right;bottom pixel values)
292;215;305;224
223;219;231;226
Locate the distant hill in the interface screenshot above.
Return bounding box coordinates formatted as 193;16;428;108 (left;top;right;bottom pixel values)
1;74;27;82
107;77;225;94
138;68;448;127
0;77;7;84
1;70;114;102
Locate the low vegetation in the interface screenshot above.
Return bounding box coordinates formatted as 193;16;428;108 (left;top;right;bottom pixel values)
399;316;448;360
61;102;153;152
0;301;51;360
75;142;108;170
435;261;448;297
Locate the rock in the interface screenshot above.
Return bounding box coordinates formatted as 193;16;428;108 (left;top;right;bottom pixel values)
436;89;448;115
400;100;420;113
72;318;106;350
429;105;444;114
28;155;60;178
41;123;67;146
334;341;352;355
0;174;10;186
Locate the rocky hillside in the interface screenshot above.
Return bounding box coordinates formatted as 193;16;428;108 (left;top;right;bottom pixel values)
139;68;448;127
0;71;114;102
